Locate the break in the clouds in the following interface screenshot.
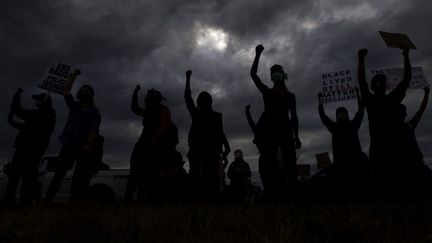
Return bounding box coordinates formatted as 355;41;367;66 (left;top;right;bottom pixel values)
0;0;431;171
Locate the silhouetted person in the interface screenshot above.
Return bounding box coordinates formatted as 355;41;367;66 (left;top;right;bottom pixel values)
250;44;301;200
395;87;430;196
184;70;231;199
357;48;412;194
227;149;252;201
125;85;181;202
318;88;369;196
45;69;102;202
3;88;55;205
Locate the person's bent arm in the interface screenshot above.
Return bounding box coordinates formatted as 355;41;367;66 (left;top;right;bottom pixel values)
390;49;412;103
221;134;231;160
131;85;145;116
250;45;268;93
64;69;81;109
290;94;301;149
409;87;430;129
245;104;257;134
318;93;335;132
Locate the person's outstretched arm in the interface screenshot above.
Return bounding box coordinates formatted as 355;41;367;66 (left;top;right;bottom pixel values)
290;93;301;149
185;70;198;115
245;104;257;134
10;88;32;121
408;87;430;129
352;87;365;130
250;44;269;93
63;69;81;109
317;93;335;132
357;49;372;101
8;89;24;129
390;49;412;103
131;85;145;117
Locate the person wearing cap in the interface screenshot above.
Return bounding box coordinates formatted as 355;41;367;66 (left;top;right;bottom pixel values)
3;88;56;205
45;69;102;202
250;44;301;201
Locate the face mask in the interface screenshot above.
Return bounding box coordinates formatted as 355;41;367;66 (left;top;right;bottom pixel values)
271;72;285;82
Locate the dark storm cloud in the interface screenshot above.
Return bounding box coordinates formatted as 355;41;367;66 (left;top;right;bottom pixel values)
0;0;431;171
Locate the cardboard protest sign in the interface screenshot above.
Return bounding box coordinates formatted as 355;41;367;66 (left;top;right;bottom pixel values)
369;66;429;91
37;63;74;94
379;31;417;50
320;70;357;104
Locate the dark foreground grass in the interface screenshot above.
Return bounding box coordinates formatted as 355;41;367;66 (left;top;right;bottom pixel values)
1;202;432;243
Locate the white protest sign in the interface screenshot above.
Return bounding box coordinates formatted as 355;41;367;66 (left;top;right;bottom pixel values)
37;63;74;94
369;66;429;91
320;70;357;104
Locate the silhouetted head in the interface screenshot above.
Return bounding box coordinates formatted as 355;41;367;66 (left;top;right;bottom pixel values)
398;104;407;121
77;85;95;104
234;149;243;161
32;93;52;109
197;91;213;112
145;89;165;108
336;107;349;122
270;64;287;85
371;74;387;95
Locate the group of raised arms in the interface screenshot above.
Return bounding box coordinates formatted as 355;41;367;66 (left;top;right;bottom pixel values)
2;44;430;206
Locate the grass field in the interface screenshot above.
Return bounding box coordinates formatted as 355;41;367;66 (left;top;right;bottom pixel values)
1;202;432;243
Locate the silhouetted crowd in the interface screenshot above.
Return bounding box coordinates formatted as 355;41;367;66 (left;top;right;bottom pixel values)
2;44;431;206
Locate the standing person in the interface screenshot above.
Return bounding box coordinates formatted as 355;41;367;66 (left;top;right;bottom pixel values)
250;44;301;200
124;85;180;202
3;88;55;205
45;69;102;202
318;88;369;197
184;70;231;199
227;149;252;201
395;87;430;196
357;48;411;195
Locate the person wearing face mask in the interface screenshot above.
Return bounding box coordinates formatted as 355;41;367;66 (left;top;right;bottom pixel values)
45;69;102;202
3;88;56;206
124;85;182;202
184;70;231;200
318;88;369;198
227;149;252;201
250;44;301;201
357;48;412;196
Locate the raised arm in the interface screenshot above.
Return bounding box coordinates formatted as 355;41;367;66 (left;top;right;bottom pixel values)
352;87;365;130
408;87;430;129
317;93;335;132
221;133;231;160
245;104;257;134
290;93;301;149
250;45;268;93
184;70;198;115
389;49;412;103
10;88;32;121
63;69;81;109
357;49;372;100
8;105;23;130
131;85;145;116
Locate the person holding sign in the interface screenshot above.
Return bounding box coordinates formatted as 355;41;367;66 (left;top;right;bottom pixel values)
45;69;102;202
250;44;301;200
357;48;412;197
2;88;56;206
318;88;369;198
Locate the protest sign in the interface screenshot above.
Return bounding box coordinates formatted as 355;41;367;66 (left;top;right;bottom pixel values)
379;31;417;49
37;63;74;94
369;66;429;91
320;70;357;104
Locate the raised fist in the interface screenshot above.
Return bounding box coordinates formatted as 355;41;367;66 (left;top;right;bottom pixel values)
245;104;251;112
134;85;141;92
186;70;192;79
358;49;368;58
73;69;82;76
255;44;264;54
16;88;23;94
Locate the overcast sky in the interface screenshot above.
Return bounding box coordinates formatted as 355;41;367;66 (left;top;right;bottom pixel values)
0;0;431;172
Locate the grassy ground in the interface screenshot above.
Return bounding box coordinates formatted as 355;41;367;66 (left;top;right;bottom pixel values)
1;202;432;243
